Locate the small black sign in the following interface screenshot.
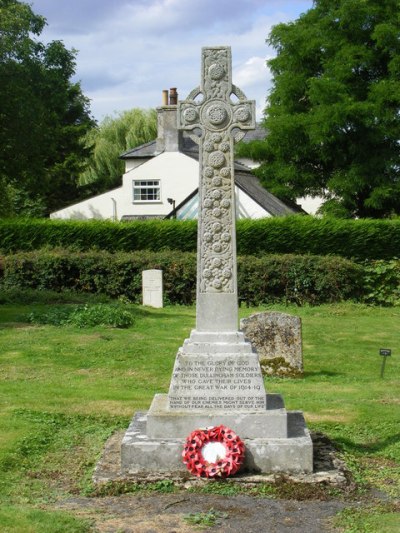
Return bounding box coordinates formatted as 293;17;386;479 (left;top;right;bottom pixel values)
380;349;391;357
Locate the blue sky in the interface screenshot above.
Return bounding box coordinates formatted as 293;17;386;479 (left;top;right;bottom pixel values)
30;1;313;122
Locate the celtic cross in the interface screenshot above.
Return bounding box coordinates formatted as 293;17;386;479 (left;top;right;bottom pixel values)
178;46;255;332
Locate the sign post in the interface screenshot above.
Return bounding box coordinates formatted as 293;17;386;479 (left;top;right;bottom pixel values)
379;348;391;378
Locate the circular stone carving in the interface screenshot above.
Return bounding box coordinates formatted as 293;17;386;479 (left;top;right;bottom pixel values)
221;232;231;242
208;151;225;169
212;176;222;187
221;199;231;208
220;167;230;178
183;108;198;123
211;133;222;143
212;189;222;199
213;279;222;289
209;63;225;80
201;101;232;131
213;222;222;233
204;198;213;208
220;141;230;152
204;141;215;152
212;258;222;268
235;106;250;122
203;269;212;278
207;105;227;125
212;208;222;217
204;232;213;242
223;269;232;279
213;243;222;253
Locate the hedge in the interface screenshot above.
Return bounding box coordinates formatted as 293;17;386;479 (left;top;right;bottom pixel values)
0;217;399;260
0;249;363;305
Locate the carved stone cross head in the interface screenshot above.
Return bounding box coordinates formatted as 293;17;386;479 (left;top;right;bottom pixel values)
178;46;255;143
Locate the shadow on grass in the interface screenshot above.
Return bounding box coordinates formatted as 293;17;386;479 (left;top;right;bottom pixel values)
335;433;400;454
303;370;343;378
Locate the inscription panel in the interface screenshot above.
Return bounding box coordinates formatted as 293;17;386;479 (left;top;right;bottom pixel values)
168;354;266;411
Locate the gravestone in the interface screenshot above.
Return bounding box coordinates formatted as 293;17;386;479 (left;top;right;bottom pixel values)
240;312;303;376
142;269;163;308
121;46;313;475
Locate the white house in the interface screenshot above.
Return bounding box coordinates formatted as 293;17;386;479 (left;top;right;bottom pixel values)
50;91;305;221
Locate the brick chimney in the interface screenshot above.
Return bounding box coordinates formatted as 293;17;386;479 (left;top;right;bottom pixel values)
156;88;182;152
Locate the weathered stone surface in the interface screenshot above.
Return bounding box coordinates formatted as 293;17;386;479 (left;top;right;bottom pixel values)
177;46;255;332
168;330;266;411
121;399;313;475
240;312;303;376
147;394;287;438
142;269;163;308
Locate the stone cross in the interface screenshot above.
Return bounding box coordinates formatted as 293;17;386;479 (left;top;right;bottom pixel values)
178;46;255;332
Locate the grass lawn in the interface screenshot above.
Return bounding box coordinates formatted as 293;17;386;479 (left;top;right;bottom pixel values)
0;295;399;532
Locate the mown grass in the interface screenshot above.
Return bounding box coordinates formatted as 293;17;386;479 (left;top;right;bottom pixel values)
0;294;399;531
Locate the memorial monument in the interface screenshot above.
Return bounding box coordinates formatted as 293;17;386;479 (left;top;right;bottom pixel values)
121;46;313;475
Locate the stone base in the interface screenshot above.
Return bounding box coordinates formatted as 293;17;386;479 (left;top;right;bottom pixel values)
121;394;313;475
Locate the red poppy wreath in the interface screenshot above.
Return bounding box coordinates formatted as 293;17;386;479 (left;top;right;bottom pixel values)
182;425;245;478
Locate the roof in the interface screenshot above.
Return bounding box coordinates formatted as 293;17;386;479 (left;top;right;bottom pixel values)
120;122;304;217
120;124;266;160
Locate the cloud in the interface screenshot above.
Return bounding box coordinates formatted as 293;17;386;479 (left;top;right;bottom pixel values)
30;0;313;121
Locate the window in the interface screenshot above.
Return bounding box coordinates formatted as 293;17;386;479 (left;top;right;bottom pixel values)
133;180;160;202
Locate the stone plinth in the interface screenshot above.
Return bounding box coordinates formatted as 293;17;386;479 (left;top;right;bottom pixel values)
168;331;266;411
121;394;313;475
120;330;313;475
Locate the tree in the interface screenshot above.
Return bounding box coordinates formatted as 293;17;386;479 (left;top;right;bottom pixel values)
239;0;400;218
0;0;94;216
79;108;157;194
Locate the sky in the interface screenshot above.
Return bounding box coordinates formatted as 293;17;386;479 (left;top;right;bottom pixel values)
30;0;313;122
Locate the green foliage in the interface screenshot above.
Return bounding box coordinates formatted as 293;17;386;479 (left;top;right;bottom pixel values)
0;249;363;305
239;0;400;218
79;108;157;194
1;217;400;260
27;303;135;328
362;259;400;306
183;508;229;528
0;0;94;217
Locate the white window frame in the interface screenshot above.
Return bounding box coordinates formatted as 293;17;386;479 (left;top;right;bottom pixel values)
132;179;161;203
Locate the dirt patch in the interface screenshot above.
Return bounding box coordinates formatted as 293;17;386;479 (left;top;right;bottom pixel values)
56;493;346;532
51;431;356;531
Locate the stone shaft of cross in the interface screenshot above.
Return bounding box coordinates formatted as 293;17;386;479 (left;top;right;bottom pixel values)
178;46;255;332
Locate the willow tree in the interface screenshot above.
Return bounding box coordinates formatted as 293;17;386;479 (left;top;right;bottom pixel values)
79;108;157;194
239;0;400;218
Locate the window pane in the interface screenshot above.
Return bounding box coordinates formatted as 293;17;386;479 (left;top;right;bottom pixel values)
133;180;160;201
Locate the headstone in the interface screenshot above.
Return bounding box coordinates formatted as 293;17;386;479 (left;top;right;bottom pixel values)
240;312;303;376
142;269;163;308
121;46;313;475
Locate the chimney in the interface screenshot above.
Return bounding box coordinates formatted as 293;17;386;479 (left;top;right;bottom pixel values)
156;88;181;152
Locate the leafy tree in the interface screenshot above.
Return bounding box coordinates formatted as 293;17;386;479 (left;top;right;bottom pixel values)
0;0;94;216
79;108;157;194
239;0;400;218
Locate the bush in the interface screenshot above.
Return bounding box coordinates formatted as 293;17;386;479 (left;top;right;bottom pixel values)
27;303;135;328
0;249;363;305
362;259;400;306
1;217;399;260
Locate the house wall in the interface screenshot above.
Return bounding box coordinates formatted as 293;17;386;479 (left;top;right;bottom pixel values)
236;188;271;219
51;152;199;220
